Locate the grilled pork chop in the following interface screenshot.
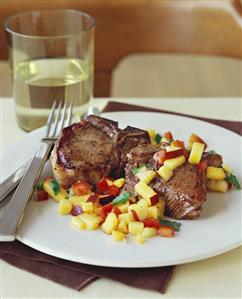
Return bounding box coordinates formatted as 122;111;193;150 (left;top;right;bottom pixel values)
51;115;150;188
123;144;223;219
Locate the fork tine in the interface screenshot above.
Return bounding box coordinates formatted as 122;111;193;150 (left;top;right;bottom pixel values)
58;102;67;133
66;104;73;127
46;101;57;137
51;101;62;137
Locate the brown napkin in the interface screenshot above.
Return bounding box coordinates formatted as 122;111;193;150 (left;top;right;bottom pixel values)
0;101;241;293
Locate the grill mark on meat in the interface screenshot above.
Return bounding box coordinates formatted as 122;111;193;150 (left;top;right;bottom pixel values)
52;116;150;188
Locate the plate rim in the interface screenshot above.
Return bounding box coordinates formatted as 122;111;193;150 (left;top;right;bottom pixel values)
2;111;242;268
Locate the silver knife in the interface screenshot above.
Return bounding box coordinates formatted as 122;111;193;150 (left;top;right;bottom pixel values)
0;161;30;203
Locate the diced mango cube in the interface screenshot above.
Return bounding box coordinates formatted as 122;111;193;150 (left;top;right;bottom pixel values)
164;155;186;170
142;227;157;238
58;199;73;215
147;128;156;144
157;165;173;181
147;128;156;139
106;179;113;186
113;178;125;188
188;142;205;165
188;133;207;150
43;178;68;202
117;220;128;233
147;206;159;219
69;194;93;206
222;164;233;174
82;202;94;213
116;202;129;213
112;230;125;241
207;180;228;192
136;170;156;184
71;216;85;229
79;213;100;230
161;137;170;143
118;213;134;224
206;166;226;180
101;212;118;234
135;181;157;203
155;199;166;218
128;221;144;235
128;204;148;220
166;146;180;151
137;198;148;208
134;234;145;244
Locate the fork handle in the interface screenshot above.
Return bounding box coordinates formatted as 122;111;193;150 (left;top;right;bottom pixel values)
0;142;53;241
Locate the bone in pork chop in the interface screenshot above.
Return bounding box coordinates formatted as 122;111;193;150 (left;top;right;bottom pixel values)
122;144;223;219
51;115;150;188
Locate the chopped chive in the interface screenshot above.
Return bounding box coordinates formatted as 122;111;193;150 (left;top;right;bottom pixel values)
36;181;44;191
132;164;146;175
155;133;162;144
50;179;60;195
226;174;241;190
158;218;182;232
112;192;130;205
207;150;216;155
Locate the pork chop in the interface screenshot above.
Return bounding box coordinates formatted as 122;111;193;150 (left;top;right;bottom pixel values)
122;144;223;219
51;115;150;188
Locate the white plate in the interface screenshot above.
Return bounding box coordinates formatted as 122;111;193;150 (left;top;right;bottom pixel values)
1;112;242;268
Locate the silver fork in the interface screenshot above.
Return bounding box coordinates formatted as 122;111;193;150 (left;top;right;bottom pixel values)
0;102;72;241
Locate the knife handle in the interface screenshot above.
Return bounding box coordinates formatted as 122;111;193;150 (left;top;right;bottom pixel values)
0;142;53;241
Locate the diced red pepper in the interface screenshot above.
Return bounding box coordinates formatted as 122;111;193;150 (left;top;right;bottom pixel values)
113;206;121;216
72;181;91;195
36;190;48;201
171;140;185;148
150;194;159;206
96;178;109;193
102;202;113;215
143;218;160;228
131;210;140;221
107;185;120;196
96;202;113;221
182;148;190;160
87;193;99;203
164;131;173;141
164;148;184;160
155;148;184;165
157;225;175;237
154;150;166;164
197;160;208;172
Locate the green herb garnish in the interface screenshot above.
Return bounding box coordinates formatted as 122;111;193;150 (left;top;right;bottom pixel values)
68;188;75;197
207;150;216;155
50;179;60;195
158;218;182;232
132;164;147;175
155;133;162;144
36;181;44;191
226;174;241;190
112;192;130;205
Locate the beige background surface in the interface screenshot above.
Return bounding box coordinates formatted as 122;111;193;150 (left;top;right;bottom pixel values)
1;54;242;98
111;54;242;98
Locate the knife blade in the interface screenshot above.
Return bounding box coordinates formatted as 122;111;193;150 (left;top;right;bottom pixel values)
0;161;30;203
